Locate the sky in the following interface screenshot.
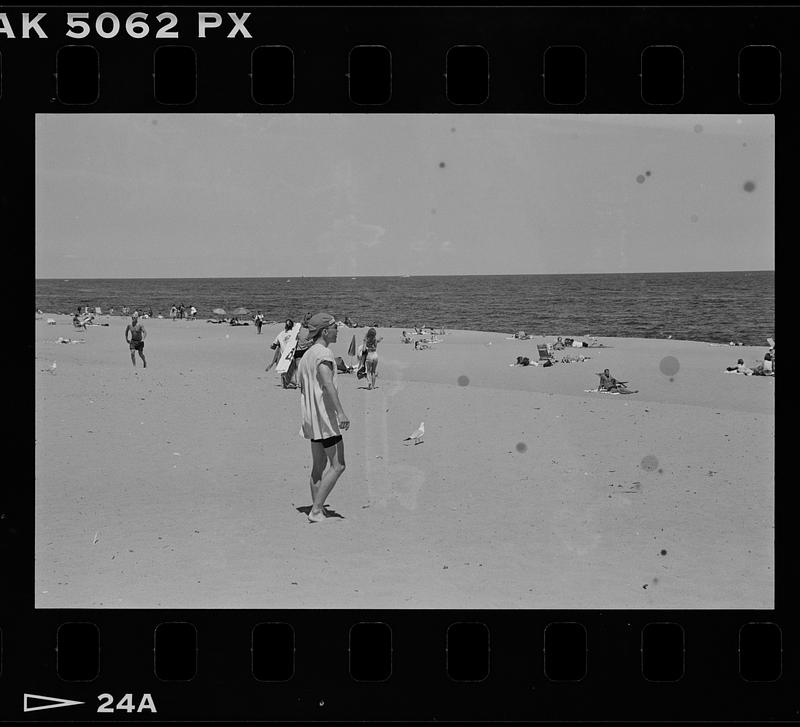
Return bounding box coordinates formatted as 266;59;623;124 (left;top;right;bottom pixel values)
35;113;774;278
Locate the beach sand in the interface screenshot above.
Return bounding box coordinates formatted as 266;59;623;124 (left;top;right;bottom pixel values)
35;316;774;609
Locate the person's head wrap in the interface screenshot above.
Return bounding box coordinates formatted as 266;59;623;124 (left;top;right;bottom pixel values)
306;312;336;338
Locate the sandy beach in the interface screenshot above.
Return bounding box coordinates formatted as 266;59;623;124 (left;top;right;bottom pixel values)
34;315;774;609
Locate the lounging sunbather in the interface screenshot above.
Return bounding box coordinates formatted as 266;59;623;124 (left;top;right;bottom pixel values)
726;358;753;375
597;369;637;393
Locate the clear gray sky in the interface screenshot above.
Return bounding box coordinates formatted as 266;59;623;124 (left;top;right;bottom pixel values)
36;113;774;278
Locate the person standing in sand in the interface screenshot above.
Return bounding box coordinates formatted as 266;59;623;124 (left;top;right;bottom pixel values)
297;312;350;523
125;312;147;368
360;327;383;390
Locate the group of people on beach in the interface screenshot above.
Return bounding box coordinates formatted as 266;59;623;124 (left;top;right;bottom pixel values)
52;304;773;525
75;304;161;320
72;303;205;320
726;347;775;376
170;304;197;320
265;315;385;392
72;306;94;329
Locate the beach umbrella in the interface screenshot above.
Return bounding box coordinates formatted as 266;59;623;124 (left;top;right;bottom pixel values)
212;307;226;319
232;307;249;316
348;334;357;357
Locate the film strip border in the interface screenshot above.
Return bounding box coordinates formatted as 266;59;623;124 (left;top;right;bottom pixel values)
0;7;795;110
4;3;795;721
0;613;795;719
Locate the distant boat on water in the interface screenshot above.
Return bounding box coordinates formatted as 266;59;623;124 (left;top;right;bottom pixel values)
402;274;411;278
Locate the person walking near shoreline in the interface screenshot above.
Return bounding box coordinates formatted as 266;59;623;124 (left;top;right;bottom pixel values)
125;312;147;368
297;312;350;522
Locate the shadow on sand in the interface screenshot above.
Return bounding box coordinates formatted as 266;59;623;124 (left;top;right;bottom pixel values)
295;505;345;520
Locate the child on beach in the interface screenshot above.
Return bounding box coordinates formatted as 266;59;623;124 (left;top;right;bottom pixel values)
297;312;350;523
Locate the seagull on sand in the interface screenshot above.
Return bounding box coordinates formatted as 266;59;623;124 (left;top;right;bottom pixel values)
403;422;424;445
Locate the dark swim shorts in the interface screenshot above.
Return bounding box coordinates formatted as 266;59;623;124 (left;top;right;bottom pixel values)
129;339;144;351
311;434;343;448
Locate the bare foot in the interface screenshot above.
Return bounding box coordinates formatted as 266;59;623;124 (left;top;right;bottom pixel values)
308;509;338;523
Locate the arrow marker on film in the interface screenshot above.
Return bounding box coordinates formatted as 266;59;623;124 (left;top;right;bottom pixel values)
23;694;84;712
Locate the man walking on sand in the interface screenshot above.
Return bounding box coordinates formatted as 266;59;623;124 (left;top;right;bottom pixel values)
125;312;147;368
297;312;350;522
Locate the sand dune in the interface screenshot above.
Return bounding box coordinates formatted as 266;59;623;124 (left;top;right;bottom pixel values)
35;316;774;608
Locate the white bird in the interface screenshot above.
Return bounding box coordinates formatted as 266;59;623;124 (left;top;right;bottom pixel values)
403;422;424;445
50;362;57;373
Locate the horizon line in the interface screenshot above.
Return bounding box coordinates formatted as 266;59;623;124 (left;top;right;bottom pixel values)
36;269;775;281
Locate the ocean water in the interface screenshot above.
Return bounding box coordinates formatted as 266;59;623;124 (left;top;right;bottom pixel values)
35;271;774;345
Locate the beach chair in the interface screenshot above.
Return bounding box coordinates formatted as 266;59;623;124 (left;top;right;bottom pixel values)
537;344;554;363
335;356;353;374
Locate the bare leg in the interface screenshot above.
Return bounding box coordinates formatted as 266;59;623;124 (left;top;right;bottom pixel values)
284;356;298;388
309;440;346;520
130;350;136;367
139;350;147;368
309;441;326;504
